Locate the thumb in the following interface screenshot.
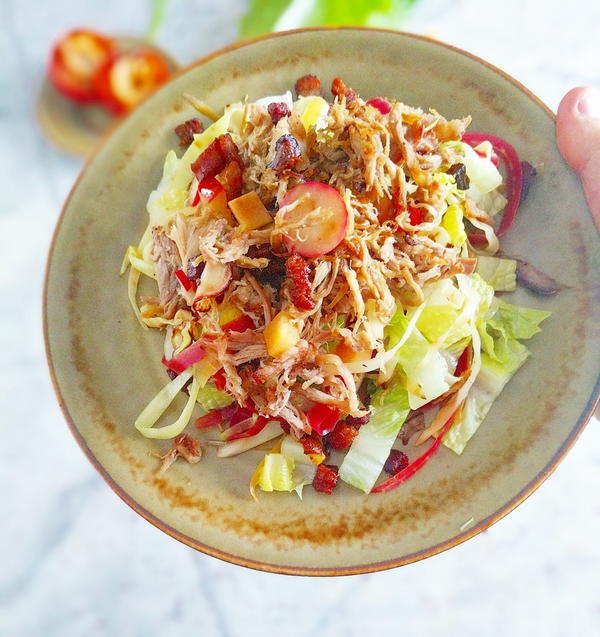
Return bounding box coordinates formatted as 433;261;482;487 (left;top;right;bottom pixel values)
556;87;600;228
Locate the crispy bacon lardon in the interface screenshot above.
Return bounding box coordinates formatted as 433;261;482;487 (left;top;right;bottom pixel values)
294;74;321;97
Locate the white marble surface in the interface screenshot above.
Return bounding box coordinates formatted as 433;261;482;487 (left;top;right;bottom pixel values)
1;0;599;635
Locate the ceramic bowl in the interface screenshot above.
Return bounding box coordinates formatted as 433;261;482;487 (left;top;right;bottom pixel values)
44;28;600;575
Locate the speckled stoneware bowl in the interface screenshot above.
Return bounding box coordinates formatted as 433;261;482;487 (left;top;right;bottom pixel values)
44;28;600;575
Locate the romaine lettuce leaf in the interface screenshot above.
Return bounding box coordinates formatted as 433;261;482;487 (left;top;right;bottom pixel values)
339;381;410;493
440;141;503;205
475;256;517;292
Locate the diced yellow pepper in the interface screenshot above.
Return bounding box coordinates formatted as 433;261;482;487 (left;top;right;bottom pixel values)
264;311;300;358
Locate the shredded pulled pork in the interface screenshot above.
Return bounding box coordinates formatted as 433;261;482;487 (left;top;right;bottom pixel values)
153;433;202;474
143;74;486;439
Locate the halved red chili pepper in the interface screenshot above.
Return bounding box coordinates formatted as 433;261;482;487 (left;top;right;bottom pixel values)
462;133;523;244
95;49;171;114
174;269;196;292
371;404;462;493
48;29;114;103
194;402;238;430
227;415;269;441
307;403;341;436
191;176;224;207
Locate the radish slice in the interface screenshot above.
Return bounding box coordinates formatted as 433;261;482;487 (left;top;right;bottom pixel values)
277;182;348;257
195;261;231;298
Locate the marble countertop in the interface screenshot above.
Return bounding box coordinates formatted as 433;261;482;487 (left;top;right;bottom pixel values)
1;0;599;635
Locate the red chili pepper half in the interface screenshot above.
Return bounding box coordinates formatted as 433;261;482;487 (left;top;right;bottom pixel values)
95;49;171;114
48;29;114;103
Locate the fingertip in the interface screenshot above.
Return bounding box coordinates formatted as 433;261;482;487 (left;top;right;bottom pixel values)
557;86;600;173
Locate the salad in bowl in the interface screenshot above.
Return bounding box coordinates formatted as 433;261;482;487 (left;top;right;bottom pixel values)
121;74;550;498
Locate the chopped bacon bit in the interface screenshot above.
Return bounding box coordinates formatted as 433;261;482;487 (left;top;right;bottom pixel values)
174;118;204;146
191;133;242;183
383;449;409;475
269;134;302;172
331;77;357;103
267;101;291;124
286;253;315;310
313;463;339;494
295;74;321;97
344;413;370;427
327;422;359;451
301;435;324;456
216;160;243;200
153;433;201;474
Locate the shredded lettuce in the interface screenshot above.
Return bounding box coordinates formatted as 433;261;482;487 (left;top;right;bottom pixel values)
257;453;295;492
135;370;199;439
253;437;318;498
196;385;233;411
440;141;503;205
446;299;550;453
475;256;517;292
443;353;516;454
339;381;410;493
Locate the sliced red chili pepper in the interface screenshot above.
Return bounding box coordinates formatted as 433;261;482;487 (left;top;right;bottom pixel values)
307;403;341;436
462;133;523;243
48;29;114;103
371;404;462;493
174;269;196;292
194;402;238;429
95;49;171;114
211;368;227;391
227;415;269;441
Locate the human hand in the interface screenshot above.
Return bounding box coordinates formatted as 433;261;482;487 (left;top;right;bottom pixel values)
556;87;600;229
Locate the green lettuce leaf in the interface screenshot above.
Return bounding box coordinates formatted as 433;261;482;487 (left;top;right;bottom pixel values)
385;309;457;409
196;385;233;411
475;256;517;292
447;299;550;453
339;380;410;493
239;0;418;39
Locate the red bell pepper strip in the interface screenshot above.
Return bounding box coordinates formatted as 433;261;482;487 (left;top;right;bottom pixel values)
371;404;463;493
211;368;227;391
48;30;115;103
221;314;254;333
194;402;238;429
162;340;206;374
174;269;196;292
307;404;341;436
226;415;269;441
462;133;523;244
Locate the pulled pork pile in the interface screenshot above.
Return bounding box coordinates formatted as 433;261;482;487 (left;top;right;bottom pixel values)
144;75;478;438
